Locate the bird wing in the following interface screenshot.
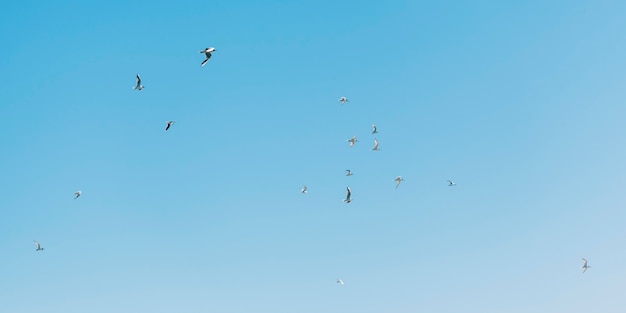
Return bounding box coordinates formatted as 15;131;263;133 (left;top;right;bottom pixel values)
373;139;379;149
136;74;141;84
346;187;351;198
33;240;40;248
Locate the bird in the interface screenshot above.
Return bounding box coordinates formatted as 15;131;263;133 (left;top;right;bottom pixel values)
337;278;344;285
371;123;378;134
343;186;352;203
200;47;216;66
339;96;349;105
394;176;405;188
582;258;591;273
372;138;380;151
33;240;44;251
301;185;308;194
74;190;82;199
345;170;353;176
447;180;456;186
347;136;358;147
133;74;144;90
165;121;175;131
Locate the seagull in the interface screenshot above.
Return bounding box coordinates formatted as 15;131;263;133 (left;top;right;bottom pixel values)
447;180;456;186
582;258;591;273
33;240;44;251
165;121;175;131
74;190;82;199
371;123;378;134
345;170;353;176
200;47;216;67
343;186;352;203
347;136;358;147
337;278;344;285
133;74;144;90
339;96;349;105
301;185;308;194
372;138;380;151
394;176;405;188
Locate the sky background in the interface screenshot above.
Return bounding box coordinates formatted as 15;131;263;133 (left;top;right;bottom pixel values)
2;0;626;312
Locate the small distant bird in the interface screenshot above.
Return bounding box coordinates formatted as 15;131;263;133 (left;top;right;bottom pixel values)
133;74;144;90
301;185;308;194
372;138;380;151
337;278;344;285
447;180;456;186
347;136;358;147
339;96;349;105
394;176;405;188
33;240;44;251
165;121;175;131
582;258;591;273
343;186;352;203
74;190;82;199
371;123;378;134
345;170;353;176
200;47;216;66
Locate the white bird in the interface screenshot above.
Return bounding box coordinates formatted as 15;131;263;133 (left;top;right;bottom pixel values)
582;258;591;273
165;121;175;131
301;185;308;194
343;186;352;203
74;190;82;199
200;47;216;66
447;180;456;186
33;240;44;251
133;74;144;90
337;278;344;285
339;96;349;105
371;123;378;134
347;136;358;147
345;170;353;176
372;138;380;151
394;176;405;188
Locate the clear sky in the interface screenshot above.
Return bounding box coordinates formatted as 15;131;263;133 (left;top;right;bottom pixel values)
2;0;626;312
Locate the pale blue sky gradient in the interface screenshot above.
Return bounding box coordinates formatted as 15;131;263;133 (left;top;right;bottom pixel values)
2;1;626;312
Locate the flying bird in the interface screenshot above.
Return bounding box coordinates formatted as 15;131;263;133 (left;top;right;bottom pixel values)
133;74;144;90
372;138;380;151
200;47;216;66
74;190;82;199
371;123;378;134
339;96;349;105
165;121;175;131
347;136;358;147
345;170;353;176
301;185;308;194
394;176;405;188
33;240;44;251
343;186;352;203
337;278;344;285
447;180;456;186
582;258;591;273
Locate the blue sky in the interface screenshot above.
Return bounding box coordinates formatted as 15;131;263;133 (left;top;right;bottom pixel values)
2;0;626;312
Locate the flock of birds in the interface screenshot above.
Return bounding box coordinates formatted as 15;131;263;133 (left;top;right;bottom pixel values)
28;45;592;286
